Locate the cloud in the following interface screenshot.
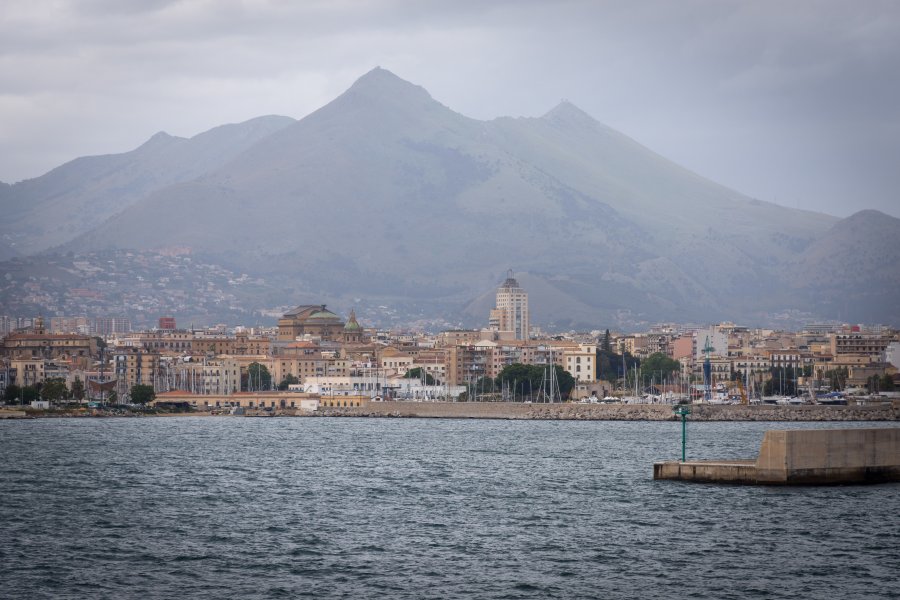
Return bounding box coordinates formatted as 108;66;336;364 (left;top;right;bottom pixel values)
1;0;898;218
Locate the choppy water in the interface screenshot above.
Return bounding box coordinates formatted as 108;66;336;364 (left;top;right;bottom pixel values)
1;417;898;599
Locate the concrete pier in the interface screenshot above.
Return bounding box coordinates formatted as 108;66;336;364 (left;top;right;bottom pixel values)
654;428;900;485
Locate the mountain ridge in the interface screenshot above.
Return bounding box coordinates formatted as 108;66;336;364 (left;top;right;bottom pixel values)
4;68;896;327
0;114;296;256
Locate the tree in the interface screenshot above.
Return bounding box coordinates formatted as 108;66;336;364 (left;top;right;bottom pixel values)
496;363;542;400
243;362;272;391
3;384;21;403
130;384;156;405
71;377;85;401
20;386;39;404
41;378;69;403
823;367;848;391
404;367;436;385
880;374;895;392
595;348;639;383
277;374;300;391
554;366;576;400
640;353;681;385
495;363;575;401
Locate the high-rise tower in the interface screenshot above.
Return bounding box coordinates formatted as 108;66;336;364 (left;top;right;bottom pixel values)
492;270;529;340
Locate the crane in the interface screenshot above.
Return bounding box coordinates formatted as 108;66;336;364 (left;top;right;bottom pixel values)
702;336;714;402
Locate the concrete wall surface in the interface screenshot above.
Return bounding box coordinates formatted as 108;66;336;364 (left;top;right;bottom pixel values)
756;428;900;483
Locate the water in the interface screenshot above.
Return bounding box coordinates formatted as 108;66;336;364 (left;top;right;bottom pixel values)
1;418;898;599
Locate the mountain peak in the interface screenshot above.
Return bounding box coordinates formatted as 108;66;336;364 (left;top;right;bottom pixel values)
844;209;892;222
541;100;597;126
346;67;433;103
137;131;179;151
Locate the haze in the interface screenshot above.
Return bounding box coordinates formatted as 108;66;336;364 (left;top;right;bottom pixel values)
2;0;899;218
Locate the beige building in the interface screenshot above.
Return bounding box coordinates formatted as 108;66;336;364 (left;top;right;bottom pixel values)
270;354;351;385
114;347;160;396
192;332;272;356
9;358;45;387
492;271;529;341
378;347;415;374
1;317;97;364
277;305;347;342
563;344;596;382
830;333;891;359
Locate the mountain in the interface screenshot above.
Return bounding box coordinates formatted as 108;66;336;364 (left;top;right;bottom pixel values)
786;210;900;324
0;115;295;256
6;68;898;327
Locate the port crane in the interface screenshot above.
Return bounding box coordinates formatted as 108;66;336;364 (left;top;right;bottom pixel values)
702;336;714;402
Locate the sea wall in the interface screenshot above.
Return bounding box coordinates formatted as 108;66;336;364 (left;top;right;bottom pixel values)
317;401;900;421
756;428;900;483
655;428;900;484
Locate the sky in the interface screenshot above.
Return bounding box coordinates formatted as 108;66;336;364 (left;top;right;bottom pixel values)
2;0;899;218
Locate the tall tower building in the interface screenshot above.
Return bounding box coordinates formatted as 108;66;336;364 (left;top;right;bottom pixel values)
493;270;529;340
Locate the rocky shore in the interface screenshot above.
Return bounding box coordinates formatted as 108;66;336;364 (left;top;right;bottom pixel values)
4;402;898;421
316;401;900;421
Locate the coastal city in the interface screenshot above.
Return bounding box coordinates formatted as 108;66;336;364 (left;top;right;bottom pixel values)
1;272;897;414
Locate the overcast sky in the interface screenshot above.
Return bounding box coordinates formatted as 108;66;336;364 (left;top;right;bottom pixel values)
2;0;898;218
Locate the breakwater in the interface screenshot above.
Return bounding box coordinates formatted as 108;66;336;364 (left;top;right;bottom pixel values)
655;427;900;484
317;401;900;421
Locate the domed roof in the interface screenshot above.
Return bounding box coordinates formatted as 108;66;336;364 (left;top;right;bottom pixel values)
344;309;361;330
307;309;341;323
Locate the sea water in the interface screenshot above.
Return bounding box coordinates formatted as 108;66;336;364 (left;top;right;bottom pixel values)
1;418;898;599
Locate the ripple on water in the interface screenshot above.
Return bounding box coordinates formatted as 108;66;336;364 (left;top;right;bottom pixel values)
1;418;899;599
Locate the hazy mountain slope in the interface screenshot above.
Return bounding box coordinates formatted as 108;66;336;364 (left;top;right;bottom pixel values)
0;238;17;261
48;68;896;326
70;69;651;291
0;115;295;255
786;210;900;323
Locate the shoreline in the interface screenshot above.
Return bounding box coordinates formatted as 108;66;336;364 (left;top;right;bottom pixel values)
315;401;900;421
4;402;898;421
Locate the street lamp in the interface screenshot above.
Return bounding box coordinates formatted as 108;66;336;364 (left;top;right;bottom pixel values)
673;405;691;462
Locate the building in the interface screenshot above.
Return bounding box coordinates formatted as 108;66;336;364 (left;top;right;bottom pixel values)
114;347;161;397
50;316;92;335
343;310;365;343
830;333;891;359
0;317;97;364
94;317;131;336
492;271;529;341
887;342;900;369
447;343;494;386
193;331;272;356
563;345;596;382
8;358;46;387
158;316;177;331
277;305;347;342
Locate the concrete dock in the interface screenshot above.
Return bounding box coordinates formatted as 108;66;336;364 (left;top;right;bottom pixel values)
654;428;900;485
